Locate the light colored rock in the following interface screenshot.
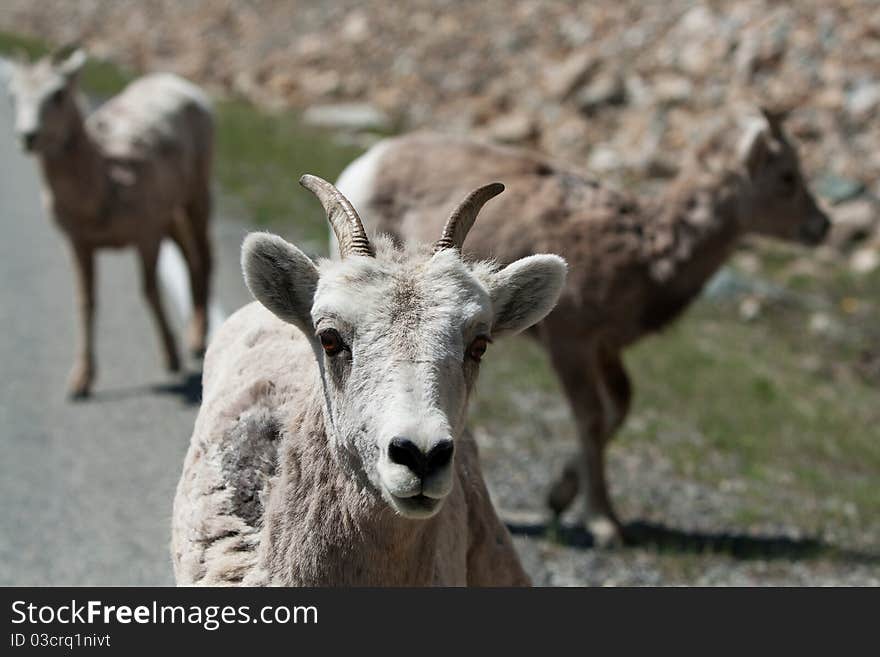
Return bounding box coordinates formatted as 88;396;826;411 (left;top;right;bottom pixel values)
847;81;880;120
651;74;693;105
544;50;597;99
486;111;536;143
850;247;879;274
734;252;762;274
341;10;370;43
678;5;716;34
298;70;342;98
816;174;866;205
809;312;833;335
576;71;626;113
828;199;877;248
739;296;762;322
588;144;623;172
302;102;391;132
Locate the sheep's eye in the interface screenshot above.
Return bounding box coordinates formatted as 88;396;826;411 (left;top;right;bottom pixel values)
780;171;797;188
468;336;490;362
318;328;345;356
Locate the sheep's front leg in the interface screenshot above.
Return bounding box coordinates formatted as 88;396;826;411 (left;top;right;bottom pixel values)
545;339;630;547
460;435;531;586
67;241;96;399
138;240;181;373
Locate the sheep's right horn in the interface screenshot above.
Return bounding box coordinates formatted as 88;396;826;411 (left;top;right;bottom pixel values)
299;174;374;258
49;42;82;64
434;182;505;254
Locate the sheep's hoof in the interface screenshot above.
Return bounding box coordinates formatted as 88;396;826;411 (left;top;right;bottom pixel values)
587;516;624;549
66;367;93;401
66;384;91;401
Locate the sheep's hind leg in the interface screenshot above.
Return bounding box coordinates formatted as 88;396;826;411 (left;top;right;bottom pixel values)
138;239;181;373
185;191;212;358
67;241;96;399
545;340;629;547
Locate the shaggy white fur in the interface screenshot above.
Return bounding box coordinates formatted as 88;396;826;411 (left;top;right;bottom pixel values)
172;184;567;586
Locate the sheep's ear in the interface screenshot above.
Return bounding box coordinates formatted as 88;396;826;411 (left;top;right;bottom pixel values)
486;254;567;338
56;48;86;80
241;232;319;333
738;119;777;178
760;105;790;137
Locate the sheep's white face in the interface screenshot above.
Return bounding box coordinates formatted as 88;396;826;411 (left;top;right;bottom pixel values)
6;50;86;154
312;248;492;517
243;235;566;519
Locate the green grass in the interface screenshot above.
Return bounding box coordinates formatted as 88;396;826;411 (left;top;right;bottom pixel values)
1;31;363;254
623;300;880;516
472;243;880;550
213;100;363;253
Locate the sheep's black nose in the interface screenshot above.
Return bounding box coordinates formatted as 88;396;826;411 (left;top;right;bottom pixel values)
389;437;454;478
426;439;454;475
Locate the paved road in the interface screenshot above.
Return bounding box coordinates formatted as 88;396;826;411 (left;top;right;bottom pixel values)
0;86;253;585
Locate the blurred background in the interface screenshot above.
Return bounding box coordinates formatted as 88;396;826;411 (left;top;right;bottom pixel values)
0;0;878;585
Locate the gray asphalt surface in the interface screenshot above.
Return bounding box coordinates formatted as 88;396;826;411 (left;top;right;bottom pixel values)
0;93;252;585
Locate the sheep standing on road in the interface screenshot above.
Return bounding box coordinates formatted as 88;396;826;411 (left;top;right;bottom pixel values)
6;48;214;398
335;108;830;546
171;175;567;585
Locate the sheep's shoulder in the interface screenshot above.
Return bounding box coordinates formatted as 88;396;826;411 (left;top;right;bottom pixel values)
87;73;211;160
172;303;316;585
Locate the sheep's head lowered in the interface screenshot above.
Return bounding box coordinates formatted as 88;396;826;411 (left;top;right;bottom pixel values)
243;175;566;519
6;47;86;154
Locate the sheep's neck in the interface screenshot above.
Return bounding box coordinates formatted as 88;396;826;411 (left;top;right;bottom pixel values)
646;171;745;300
38;113;107;223
264;396;446;586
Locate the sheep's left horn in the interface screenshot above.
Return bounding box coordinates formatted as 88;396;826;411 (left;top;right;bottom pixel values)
299;174;374;258
434;182;505;254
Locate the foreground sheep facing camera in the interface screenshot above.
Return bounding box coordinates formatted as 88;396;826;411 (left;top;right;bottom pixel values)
336;108;831;546
172;176;567;585
6;48;214;398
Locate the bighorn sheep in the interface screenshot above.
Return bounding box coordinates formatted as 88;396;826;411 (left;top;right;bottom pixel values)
6;48;214;398
171;175;567;585
335;108;831;546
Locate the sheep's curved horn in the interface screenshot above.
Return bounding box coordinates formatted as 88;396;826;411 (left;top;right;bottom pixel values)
434;182;505;254
50;42;81;64
299;174;374;258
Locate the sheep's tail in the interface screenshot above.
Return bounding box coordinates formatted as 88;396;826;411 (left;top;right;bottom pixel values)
158;240;226;344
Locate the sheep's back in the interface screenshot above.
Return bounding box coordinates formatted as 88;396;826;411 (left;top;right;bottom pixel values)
87;73;213;201
362;133;652;335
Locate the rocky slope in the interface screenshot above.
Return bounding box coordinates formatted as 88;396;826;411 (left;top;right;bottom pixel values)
1;1;878;266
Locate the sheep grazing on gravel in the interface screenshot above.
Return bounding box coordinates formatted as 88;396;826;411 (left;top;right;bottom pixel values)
335;107;831;546
6;47;214;398
171;175;567;585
